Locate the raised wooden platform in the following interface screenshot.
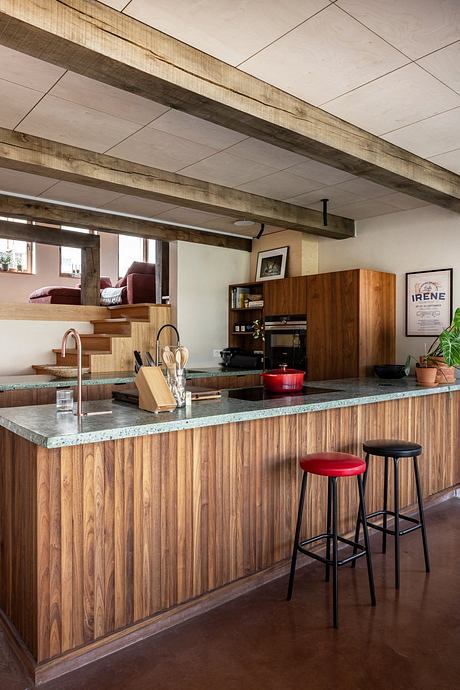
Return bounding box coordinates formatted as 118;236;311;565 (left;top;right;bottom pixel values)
0;303;109;322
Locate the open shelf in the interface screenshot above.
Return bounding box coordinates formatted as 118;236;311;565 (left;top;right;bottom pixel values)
230;307;262;312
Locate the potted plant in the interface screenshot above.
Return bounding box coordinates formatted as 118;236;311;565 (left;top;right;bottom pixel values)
0;250;12;272
416;307;460;385
252;319;265;342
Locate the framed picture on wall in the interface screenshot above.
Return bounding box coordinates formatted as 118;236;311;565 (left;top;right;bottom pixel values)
255;246;288;281
406;268;453;336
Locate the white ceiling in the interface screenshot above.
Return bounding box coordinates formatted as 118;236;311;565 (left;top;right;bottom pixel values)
0;0;460;234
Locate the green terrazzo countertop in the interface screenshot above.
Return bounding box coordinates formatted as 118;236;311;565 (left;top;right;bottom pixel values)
0;377;458;449
0;368;263;391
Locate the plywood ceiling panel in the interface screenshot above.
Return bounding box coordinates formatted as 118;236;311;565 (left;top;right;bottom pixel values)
337;0;460;60
383;107;460;158
323;63;460;135
49;72;170;124
239;4;408;104
0;44;65;91
179;151;278;187
0;167;57;196
107;127;220;171
39;181;123;207
101;195;178;217
429;149;460;175
18;95;142;153
0;79;43;129
237;170;320;200
418;42;460;95
120;0;331;66
149;109;248;149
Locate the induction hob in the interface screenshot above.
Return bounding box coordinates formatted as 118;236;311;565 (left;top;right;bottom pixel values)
227;385;340;402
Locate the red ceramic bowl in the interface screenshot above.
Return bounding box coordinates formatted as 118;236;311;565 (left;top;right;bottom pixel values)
261;368;305;393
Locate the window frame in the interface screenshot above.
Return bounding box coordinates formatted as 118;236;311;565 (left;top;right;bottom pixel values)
59;226;93;278
117;235;157;279
0;218;35;274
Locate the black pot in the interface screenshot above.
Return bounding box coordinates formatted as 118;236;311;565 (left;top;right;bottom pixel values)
374;364;407;379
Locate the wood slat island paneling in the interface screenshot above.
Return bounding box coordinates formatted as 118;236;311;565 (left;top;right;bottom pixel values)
0;392;458;683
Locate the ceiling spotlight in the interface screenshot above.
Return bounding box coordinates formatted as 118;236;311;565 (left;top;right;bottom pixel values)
233;219;255;227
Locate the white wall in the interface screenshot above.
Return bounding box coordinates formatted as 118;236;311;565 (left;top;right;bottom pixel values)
318;205;460;364
0;320;94;374
170;241;250;367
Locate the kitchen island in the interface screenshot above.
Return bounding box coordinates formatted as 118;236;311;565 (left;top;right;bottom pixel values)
0;378;458;683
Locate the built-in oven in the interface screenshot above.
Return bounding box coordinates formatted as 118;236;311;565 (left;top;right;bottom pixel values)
264;315;307;372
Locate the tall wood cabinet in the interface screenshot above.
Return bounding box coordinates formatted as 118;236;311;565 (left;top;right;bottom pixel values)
263;276;307;316
306;269;395;380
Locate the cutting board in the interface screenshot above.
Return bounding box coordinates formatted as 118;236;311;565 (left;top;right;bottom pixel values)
113;384;221;405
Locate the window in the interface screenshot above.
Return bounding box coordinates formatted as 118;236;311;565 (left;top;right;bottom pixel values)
118;235;157;278
0;217;33;273
60;226;90;277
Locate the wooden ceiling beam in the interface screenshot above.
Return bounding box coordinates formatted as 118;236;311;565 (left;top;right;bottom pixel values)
0;194;253;251
0;0;458;212
0;128;354;239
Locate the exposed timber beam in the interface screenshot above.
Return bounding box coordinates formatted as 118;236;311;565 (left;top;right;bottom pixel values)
0;195;254;251
0;0;458;212
0;218;100;304
0;129;354;239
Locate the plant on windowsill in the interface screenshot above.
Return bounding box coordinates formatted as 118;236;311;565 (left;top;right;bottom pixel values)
416;307;460;386
0;250;12;272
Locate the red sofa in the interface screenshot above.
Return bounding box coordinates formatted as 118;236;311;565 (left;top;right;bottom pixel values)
29;262;156;305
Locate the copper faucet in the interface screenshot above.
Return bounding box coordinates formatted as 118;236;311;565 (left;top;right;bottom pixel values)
61;328;83;417
60;328;112;417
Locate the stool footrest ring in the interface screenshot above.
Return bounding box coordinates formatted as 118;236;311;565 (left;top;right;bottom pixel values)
297;534;367;567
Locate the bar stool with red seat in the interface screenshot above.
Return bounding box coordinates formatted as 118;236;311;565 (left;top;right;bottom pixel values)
287;451;376;628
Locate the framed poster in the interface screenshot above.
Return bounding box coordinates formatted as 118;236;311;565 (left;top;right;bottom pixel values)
255;246;288;281
406;268;453;336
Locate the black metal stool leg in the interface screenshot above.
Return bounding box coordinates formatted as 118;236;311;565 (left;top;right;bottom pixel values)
352;453;369;568
413;456;431;573
287;472;308;600
325;477;332;582
357;474;376;606
382;456;389;554
393;458;400;589
332;477;339;628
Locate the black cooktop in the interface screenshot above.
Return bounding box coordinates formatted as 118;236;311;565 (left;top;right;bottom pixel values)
227;385;340;402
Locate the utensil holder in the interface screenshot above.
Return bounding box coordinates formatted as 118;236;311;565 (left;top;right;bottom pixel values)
166;368;186;408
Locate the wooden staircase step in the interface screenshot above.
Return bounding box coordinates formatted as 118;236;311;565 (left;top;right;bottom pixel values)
91;319;133;335
53;352;92;367
109;304;152;320
78;334;116;351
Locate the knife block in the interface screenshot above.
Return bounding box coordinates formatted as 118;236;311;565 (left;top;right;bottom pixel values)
134;366;177;413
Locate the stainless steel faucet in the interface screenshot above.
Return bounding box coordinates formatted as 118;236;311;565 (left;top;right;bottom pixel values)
61;328;84;417
156;324;180;366
61;328;112;417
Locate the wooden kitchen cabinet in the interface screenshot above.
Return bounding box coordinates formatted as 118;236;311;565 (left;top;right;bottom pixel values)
306;269;395;380
263;276;307;316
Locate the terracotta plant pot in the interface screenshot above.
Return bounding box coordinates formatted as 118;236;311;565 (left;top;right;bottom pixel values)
419;356;456;383
415;366;438;387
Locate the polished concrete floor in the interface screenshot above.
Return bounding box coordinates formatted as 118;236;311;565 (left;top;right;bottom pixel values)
1;497;459;690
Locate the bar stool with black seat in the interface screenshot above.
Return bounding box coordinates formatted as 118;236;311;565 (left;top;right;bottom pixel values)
352;439;430;589
287;452;376;628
